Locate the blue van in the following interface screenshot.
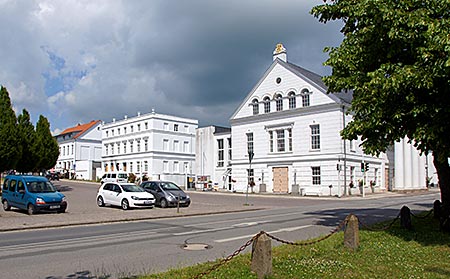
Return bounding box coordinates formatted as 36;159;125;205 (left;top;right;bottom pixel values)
2;175;67;215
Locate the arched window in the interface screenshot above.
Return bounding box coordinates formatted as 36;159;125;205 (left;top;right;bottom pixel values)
288;91;296;109
301;89;310;107
263;97;271;113
251;99;259;115
275;94;283;111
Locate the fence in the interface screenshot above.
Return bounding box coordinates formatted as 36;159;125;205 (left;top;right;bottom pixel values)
190;204;437;279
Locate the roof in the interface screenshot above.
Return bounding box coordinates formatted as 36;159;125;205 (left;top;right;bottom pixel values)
58;120;101;139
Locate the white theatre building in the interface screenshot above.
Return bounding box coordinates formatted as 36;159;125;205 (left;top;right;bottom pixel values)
229;44;433;196
101;110;198;187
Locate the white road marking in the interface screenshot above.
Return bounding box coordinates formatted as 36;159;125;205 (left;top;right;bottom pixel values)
214;225;313;243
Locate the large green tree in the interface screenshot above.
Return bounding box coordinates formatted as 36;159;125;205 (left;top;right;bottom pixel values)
34;115;59;172
16;109;38;173
311;0;450;224
0;86;19;173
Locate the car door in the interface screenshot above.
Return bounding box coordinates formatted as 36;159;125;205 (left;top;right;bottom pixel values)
109;184;122;206
7;179;19;208
152;182;165;203
101;184;113;204
14;179;27;209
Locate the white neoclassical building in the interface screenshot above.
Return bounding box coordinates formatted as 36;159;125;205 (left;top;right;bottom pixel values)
54;120;102;180
195;126;232;190
229;44;430;196
101;110;198;187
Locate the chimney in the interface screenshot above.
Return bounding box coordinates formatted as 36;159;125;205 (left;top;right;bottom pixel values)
273;43;287;62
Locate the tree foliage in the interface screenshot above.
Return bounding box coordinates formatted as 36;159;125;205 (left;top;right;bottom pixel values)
0;86;19;172
34;115;59;171
16;109;38;173
311;0;450;226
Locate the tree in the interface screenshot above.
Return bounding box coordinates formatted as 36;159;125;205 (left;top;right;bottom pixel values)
34;115;59;172
16;109;38;173
311;1;450;226
0;86;19;173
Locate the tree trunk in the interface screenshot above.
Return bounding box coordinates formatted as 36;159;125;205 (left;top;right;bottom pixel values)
433;155;450;232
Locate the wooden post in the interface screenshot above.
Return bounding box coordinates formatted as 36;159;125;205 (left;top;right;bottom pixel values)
344;214;359;250
251;232;272;279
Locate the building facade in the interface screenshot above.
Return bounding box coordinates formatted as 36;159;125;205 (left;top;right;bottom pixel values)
229;44;390;196
195;126;232;190
101;111;198;187
54;120;102;180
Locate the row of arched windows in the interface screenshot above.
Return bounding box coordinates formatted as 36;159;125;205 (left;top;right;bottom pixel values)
251;89;311;115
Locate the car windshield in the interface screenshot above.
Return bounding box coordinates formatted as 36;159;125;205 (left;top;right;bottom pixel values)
160;182;181;191
122;184;144;192
27;181;57;193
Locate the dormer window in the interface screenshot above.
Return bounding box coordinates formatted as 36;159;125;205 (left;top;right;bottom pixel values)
263;97;271;113
252;99;259;115
275;94;283;111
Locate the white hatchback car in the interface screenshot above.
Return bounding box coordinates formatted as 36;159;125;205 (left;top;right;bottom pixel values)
96;182;155;210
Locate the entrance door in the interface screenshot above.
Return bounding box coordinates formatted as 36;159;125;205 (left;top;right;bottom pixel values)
273;167;288;193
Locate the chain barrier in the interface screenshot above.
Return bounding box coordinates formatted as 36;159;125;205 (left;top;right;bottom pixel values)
410;209;433;219
190;231;264;279
265;217;348;246
358;212;401;231
190;207;433;279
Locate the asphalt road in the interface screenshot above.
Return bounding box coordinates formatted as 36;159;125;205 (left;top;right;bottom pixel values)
0;180;440;279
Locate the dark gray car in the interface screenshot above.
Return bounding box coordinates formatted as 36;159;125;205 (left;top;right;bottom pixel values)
139;181;191;208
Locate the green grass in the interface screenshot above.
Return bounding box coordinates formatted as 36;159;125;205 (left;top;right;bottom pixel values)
130;214;450;279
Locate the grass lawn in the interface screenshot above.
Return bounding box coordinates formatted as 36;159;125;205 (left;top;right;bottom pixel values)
130;212;450;279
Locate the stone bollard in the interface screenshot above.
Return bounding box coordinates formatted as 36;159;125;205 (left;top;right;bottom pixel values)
344;214;359;250
400;206;412;230
251;232;272;279
434;200;441;219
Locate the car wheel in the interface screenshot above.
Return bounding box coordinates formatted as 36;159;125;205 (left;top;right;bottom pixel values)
27;204;35;215
58;208;66;213
160;198;168;208
2;200;11;211
97;196;105;207
121;199;129;210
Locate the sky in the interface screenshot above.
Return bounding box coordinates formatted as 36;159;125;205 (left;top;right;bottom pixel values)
0;0;343;134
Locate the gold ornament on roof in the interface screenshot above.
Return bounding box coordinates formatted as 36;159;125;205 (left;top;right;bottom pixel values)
275;43;285;54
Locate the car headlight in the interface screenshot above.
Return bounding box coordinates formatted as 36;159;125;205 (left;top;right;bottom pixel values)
62;197;67;202
36;197;46;205
186;195;190;199
131;196;139;200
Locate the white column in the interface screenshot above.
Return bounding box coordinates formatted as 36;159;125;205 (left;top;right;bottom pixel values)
394;140;404;190
404;140;412;189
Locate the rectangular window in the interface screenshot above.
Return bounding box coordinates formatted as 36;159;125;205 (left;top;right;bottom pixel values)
137;162;141;172
164;123;169;130
184;141;189;153
227;138;232;161
350;166;355;186
144;139;148;152
289;95;296;109
145;122;148;130
312;166;321;185
252;103;259;115
144;161;148;172
105;145;108;155
174;161;179;173
184;125;189;132
302;95;310;107
130;141;134;153
174;124;179;131
269;131;274;152
137;140;141;152
124;127;127;134
350;140;356;152
276;130;285;152
112;130;114;136
111;143;114;155
117;128;120;135
123;142;127;153
246;132;254;155
163;161;169;173
288;128;292;151
131;125;134;133
117;142;120;154
264;101;270;113
311;124;320;150
106;131;109;138
130;162;133;173
163;139;169;151
174;140;179;152
71;144;74;155
218;139;224;167
184;162;189;174
276;98;283;111
137;124;141;131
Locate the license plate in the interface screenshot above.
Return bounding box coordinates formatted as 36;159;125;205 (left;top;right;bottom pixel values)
179;200;186;204
50;205;60;209
144;201;152;204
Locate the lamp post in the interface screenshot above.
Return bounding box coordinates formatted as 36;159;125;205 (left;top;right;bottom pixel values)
245;150;254;205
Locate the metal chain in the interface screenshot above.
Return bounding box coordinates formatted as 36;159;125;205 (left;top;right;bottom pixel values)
358;212;401;231
265;217;348;246
190;231;264;279
410;209;433;219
